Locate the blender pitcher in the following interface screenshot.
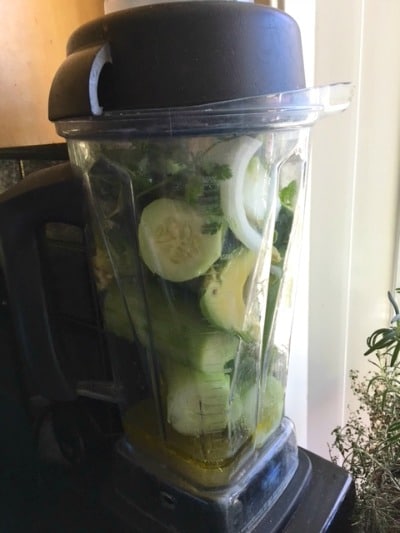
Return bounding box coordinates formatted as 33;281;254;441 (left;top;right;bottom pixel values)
64;96;344;482
0;3;352;532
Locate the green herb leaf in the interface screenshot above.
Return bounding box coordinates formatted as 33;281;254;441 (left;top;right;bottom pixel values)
279;180;297;209
200;162;232;181
184;177;204;203
201;220;222;235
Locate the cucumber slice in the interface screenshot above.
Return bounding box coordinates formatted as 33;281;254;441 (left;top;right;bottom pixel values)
165;361;241;436
138;198;223;282
103;280;239;373
200;247;257;337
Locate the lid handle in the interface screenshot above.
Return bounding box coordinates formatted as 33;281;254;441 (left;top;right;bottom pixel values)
49;43;112;121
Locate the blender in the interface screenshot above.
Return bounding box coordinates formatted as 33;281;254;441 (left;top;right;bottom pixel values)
0;2;353;531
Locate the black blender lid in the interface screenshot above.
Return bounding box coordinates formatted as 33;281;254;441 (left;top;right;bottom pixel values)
48;1;305;121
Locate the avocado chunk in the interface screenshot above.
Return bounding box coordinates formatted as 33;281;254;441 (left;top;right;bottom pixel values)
200;247;257;337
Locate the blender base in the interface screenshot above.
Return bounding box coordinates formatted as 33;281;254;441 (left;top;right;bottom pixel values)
105;446;354;533
106;418;309;533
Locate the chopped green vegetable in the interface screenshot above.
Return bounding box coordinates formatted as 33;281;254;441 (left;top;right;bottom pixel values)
103;280;239;373
273;205;294;256
279;180;297;210
199;161;232;182
164;360;241;437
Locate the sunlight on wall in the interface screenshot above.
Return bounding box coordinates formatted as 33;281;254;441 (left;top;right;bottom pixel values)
281;0;315;450
286;0;400;460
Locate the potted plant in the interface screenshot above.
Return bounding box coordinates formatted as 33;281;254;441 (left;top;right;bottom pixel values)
330;291;400;532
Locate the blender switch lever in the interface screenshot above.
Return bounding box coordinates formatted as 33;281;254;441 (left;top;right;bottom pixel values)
76;380;122;403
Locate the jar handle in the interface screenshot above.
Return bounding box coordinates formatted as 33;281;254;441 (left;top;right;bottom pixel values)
0;163;83;401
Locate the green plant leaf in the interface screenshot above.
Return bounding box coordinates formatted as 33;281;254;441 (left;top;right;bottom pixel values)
330;290;400;530
390;342;400;367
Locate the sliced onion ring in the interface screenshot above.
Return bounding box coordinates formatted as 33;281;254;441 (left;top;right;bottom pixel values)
205;136;263;251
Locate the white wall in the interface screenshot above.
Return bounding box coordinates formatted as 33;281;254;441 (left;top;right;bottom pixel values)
286;0;400;458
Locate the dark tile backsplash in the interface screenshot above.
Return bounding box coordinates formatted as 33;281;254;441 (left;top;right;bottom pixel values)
0;144;82;242
20;159;66;178
0;143;69;193
0;159;23;193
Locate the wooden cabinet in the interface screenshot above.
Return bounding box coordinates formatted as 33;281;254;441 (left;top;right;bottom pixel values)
0;0;104;147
